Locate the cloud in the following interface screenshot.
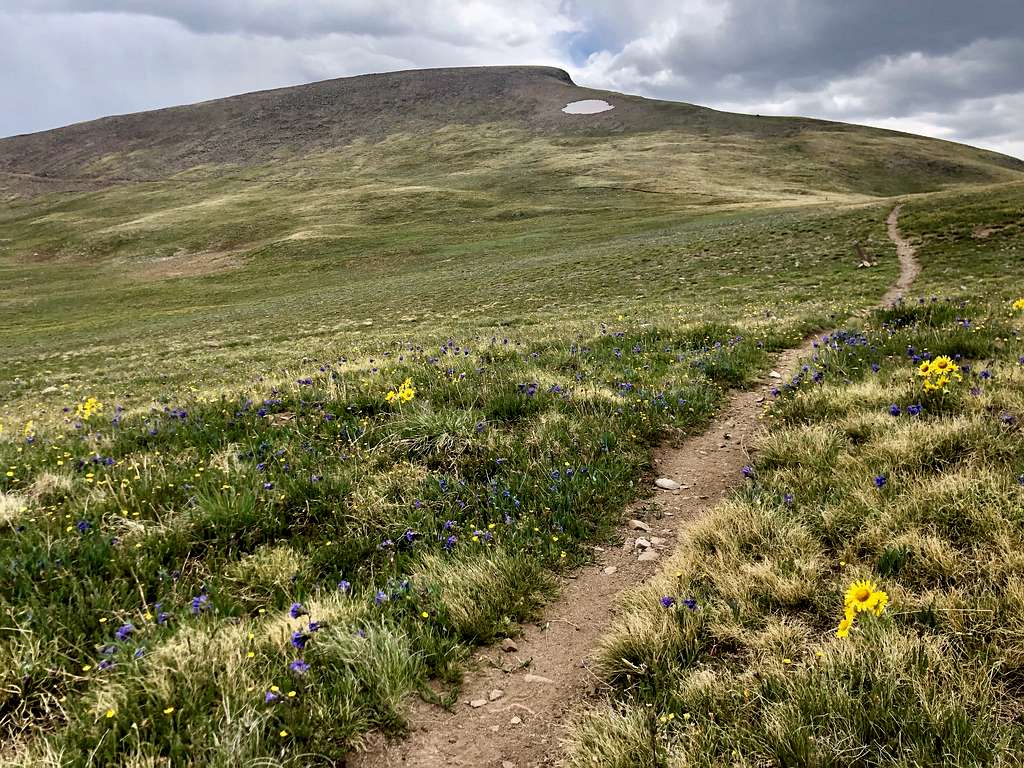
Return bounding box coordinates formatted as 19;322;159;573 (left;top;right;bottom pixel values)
1;1;1021;158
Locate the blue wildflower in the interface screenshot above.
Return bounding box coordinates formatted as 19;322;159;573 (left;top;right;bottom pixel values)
874;475;887;489
289;659;310;674
660;596;675;608
289;602;307;619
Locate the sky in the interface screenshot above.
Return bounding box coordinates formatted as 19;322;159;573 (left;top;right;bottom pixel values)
2;1;1022;158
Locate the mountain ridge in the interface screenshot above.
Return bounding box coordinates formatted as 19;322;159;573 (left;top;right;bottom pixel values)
2;65;1021;197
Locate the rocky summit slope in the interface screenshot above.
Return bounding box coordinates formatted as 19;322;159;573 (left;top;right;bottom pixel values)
1;65;1021;195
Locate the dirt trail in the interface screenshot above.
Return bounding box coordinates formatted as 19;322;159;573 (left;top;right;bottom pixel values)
882;204;920;306
351;205;918;768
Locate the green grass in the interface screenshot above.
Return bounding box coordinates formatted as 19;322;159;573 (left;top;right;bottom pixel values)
1;115;1022;764
565;188;1024;768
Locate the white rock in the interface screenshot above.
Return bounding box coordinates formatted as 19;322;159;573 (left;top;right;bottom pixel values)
638;550;660;562
470;699;487;708
489;689;504;701
501;638;518;653
603;565;618;575
523;673;554;684
628;519;651;532
655;478;682;491
509;718;522;728
769;371;783;380
635;537;652;550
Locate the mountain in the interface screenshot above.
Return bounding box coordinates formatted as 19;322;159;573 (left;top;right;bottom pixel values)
1;65;1021;197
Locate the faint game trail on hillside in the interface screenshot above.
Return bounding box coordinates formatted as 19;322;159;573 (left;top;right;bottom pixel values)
351;205;918;768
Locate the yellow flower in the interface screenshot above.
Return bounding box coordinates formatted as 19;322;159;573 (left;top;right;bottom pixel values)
280;729;289;738
836;613;854;638
1013;298;1024;312
845;579;882;613
163;707;175;715
105;709;116;719
871;590;889;616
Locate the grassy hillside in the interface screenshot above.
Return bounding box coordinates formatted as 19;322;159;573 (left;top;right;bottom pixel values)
567;186;1024;768
0;66;1022;765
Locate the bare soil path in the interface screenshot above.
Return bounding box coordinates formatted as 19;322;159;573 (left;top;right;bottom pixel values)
351;205;918;768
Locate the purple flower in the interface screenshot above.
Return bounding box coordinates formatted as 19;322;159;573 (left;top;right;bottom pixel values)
682;598;698;610
289;602;306;619
338;580;351;594
190;594;209;615
888;404;901;417
374;590;388;605
75;520;91;533
871;363;880;374
290;630;309;650
874;475;887;489
114;623;134;642
98;659;115;671
133;647;145;659
265;691;279;703
289;659;310;674
308;621;322;633
660;596;675;609
741;466;755;479
262;482;274;490
443;534;457;551
906;404;923;416
784;493;794;506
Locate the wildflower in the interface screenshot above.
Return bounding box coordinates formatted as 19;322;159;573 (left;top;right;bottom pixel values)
308;620;322;633
836;611;854;639
114;623;134;642
888;404;901;417
844;579;887;614
874;475;887;489
659;596;675;608
338;580;351;593
374;590;388;605
682;598;698;610
75;520;91;533
105;709;115;719
289;659;310;674
385;377;417;405
190;593;209;615
906;404;923;416
290;631;308;650
741;465;754;479
1013;298;1024;312
289;602;307;619
265;691;279;703
163;707;175;715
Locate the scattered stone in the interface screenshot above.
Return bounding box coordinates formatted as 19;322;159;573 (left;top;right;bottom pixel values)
470;698;487;708
638;550;659;562
655;477;682;490
650;537;667;546
509;718;522;728
500;638;518;653
523;673;554;684
603;565;618;575
769;371;783;380
628;518;651;532
489;689;504;701
634;537;652;550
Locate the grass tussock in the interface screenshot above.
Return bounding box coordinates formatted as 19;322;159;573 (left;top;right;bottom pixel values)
569;293;1024;767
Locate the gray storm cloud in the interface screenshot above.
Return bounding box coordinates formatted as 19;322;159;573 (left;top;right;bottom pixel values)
1;0;1021;158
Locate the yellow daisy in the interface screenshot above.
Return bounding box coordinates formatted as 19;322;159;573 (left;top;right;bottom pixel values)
844;579;882;613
